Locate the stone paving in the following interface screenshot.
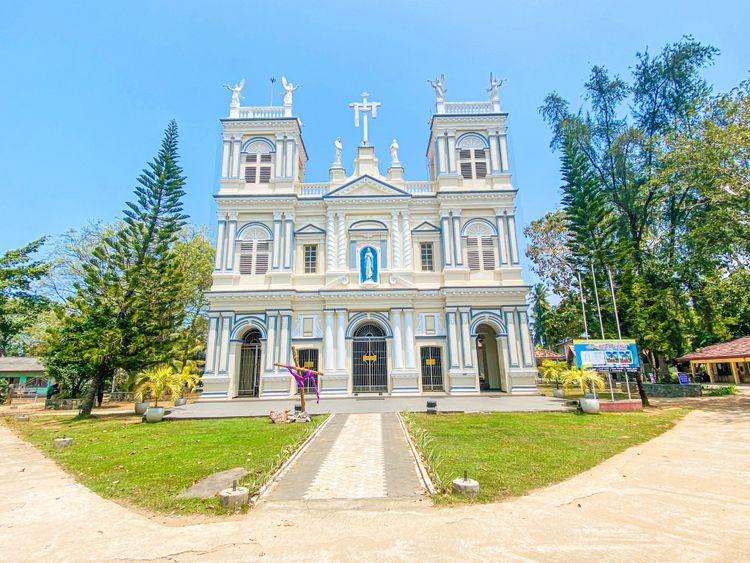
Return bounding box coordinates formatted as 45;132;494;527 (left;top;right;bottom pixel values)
265;413;424;502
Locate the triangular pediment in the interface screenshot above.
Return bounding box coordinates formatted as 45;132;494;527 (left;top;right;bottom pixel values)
294;223;326;236
412;221;441;233
324;175;410;198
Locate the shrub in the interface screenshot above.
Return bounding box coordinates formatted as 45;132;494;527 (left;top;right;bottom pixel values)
702;385;736;396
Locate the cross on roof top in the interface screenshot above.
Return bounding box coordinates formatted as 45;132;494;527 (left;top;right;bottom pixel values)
349;92;381;146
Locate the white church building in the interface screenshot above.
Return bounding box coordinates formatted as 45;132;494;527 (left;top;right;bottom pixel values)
201;75;537;400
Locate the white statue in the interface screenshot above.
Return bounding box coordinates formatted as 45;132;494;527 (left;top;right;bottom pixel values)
390;138;400;165
334;137;343;164
280;76;301;105
428;74;447;102
224;79;245;107
364;248;375;281
487;72;506;101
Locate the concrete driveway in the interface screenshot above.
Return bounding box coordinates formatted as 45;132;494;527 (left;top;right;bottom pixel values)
2;396;749;561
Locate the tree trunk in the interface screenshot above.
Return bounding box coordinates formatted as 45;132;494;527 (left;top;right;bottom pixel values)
80;360;108;416
634;369;650;407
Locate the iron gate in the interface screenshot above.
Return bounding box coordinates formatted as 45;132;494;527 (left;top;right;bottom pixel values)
352;323;388;393
420;346;444;391
238;330;262;396
296;348;319;392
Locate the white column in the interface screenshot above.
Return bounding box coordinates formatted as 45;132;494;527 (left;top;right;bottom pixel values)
391;211;402;269
283;213;294;270
265;311;278;371
278;313;291;366
489;131;501;173
232;138;242;178
507;213;519;264
221;140;231;178
285;139;295;178
404;309;416;370
518;311;534;368
451;212;463;267
326;212;336;272
440;213;453;268
437;134;448;174
224;213;237;272
504;310;520;368
495;211;509;266
272;212;282;270
324;310;335;370
335;310;346;370
214;219;226;270
499;133;510;172
391;309;404;370
446;309;460;369
205;316;219;373
447;132;457;174
217;315;231;373
275;136;285;178
459;309;473;369
401;212;412;270
337;213;346;270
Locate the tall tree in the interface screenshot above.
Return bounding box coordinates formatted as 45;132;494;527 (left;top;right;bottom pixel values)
530;284;553;347
69;120;188;415
0;238;48;355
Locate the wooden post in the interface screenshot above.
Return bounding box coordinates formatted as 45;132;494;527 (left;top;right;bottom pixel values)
690;361;697;381
291;346;306;413
730;361;740;385
708;362;716;383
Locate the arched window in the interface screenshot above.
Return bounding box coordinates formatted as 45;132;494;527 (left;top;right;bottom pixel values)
238;225;271;275
242;139;274;184
457;135;488;180
463;220;496;271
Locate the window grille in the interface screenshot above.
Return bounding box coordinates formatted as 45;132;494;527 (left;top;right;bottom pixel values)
244;152;273;184
466;237;496;271
239;239;270;275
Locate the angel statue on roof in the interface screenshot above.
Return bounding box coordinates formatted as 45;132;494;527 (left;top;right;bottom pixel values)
281;76;301;105
224;79;245;107
428;74;447;102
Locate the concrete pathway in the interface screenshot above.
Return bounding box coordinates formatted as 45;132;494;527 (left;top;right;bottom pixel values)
2;396;750;561
167;393;567;419
266;413;424;502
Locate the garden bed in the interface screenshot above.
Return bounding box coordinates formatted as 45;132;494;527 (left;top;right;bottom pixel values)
403;408;687;504
3;414;325;515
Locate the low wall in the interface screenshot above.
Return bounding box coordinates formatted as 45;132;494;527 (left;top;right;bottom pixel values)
599;399;643;412
639;383;702;397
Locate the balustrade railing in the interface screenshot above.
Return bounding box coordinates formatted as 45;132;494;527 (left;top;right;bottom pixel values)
442;101;495;114
404;181;434;194
299;183;330;196
237;106;289;119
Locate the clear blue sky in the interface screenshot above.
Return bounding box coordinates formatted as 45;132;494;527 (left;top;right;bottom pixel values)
1;0;748;276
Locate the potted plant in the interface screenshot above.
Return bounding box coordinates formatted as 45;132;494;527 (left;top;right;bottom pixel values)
539;360;567;398
134;398;149;415
171;360;200;407
562;365;605;414
134;365;183;423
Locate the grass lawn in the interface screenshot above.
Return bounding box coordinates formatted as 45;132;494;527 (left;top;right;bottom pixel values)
403;408;687;504
3;414;325;515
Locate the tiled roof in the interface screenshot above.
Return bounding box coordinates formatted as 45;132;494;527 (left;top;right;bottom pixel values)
0;356;45;373
534;347;565;361
676;336;750;362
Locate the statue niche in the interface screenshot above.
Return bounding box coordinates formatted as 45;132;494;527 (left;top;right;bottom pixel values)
359;246;379;285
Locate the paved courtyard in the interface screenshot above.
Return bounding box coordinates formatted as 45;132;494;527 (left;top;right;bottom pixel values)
166;393;567;419
2;396;749;561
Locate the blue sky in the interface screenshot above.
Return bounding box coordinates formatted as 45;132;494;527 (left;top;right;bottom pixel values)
1;0;748;277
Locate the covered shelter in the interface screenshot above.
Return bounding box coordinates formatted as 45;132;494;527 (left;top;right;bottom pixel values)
677;337;750;385
534;347;565;366
0;357;50;397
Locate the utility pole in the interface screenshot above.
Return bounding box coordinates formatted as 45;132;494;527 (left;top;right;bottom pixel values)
590;260;605;339
607;267;622;340
577;272;589;339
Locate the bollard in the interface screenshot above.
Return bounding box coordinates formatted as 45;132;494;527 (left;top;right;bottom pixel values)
219;480;249;508
452;470;479;496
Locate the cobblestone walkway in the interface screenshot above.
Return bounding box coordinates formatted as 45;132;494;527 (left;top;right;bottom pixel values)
266;412;424;501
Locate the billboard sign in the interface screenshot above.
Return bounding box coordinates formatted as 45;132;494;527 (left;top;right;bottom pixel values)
573;339;640;371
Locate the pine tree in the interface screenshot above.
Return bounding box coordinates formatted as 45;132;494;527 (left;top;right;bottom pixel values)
75;121;188;415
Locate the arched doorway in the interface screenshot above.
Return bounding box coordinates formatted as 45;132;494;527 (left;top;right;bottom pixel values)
352;323;388;393
476;324;505;392
238;330;262;396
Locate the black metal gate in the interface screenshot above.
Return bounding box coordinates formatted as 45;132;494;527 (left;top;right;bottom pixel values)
420;346;444;391
238;330;261;396
352;323;388;393
296;348;319;392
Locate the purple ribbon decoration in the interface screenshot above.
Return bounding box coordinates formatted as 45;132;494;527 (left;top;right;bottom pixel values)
284;365;320;403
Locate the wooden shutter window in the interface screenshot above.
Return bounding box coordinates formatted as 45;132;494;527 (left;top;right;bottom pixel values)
466;238;481;270
481;237;495;270
255;241;269;274
244;166;257;183
239;242;254;274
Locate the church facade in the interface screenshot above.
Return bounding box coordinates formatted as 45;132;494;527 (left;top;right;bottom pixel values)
201;76;537;400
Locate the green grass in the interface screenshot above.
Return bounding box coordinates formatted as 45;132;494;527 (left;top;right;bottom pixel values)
403;408;687;504
3;414;325;515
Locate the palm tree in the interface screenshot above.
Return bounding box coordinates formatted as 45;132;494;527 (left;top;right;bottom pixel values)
562;365;605;397
539;360;567;389
133;365;183;407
